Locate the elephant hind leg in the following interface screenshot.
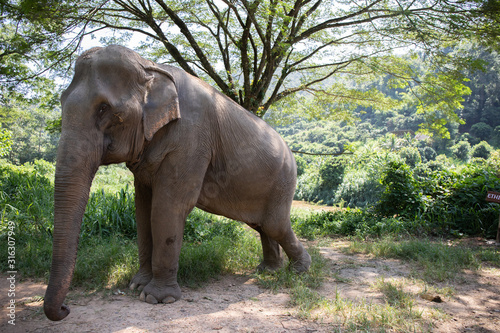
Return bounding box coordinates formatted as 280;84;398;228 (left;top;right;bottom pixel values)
274;225;311;273
252;226;284;272
257;213;311;273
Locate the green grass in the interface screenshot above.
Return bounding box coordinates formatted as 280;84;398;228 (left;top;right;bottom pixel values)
373;277;416;310
73;235;138;289
255;246;328;291
345;236;499;282
91;163;134;193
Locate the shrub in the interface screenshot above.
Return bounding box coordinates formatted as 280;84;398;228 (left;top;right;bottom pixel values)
318;158;345;191
184;209;243;243
292;209;418;239
399;147;421;167
421;147;437;162
375;161;422;218
295;169;322;203
295;155;308;176
334;169;382;208
451;141;471;161
0;162;54;236
471;141;493;159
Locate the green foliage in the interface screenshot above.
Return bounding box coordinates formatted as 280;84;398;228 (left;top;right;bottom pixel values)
421;146;437;162
375;161;422;218
73;236;138;288
471;122;494;141
0;129;12;157
0;160;54;236
179;231;260;288
292;209;417;240
294;155;308;177
255;247;327;292
471;140;493;159
295;157;347;205
1;82;61;164
451;141;471;161
184;209;243;243
399;146;422;168
318;159;345;191
81;187;136;239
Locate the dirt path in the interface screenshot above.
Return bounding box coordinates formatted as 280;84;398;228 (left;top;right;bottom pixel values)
1;239;499;333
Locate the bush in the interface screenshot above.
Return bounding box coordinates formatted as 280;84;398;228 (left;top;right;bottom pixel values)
294;158;345;205
417;162;500;237
184;209;243;243
399;147;421;168
375;161;422;218
318;159;345;191
292;209;418;239
421;147;437;162
0;162;54;237
451;141;471;161
295;155;308;176
334;169;382;208
471;141;493;159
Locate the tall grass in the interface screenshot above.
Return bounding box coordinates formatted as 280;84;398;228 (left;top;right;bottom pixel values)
82;186;136;239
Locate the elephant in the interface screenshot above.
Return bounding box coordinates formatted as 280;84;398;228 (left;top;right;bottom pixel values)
43;45;311;321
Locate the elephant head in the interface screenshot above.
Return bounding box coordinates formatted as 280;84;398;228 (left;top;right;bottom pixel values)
44;45;180;321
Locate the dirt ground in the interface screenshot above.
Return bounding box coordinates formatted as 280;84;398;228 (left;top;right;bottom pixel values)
1;202;499;332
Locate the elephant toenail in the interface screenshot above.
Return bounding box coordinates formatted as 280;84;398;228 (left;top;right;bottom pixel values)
139;291;146;302
146;294;158;304
162;296;176;304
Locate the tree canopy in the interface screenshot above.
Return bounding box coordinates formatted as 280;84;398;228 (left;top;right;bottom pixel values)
1;0;500;137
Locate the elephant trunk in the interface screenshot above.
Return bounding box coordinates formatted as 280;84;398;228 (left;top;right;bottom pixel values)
44;134;100;321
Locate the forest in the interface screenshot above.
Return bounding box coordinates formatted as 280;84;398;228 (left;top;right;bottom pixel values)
1;1;500;331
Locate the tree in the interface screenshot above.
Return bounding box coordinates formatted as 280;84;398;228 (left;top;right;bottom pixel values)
0;0;78;83
459;46;500;135
1;0;70;160
2;0;500;130
470;122;493;141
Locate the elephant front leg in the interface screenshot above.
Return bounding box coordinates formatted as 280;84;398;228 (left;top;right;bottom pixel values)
129;183;153;291
139;206;186;304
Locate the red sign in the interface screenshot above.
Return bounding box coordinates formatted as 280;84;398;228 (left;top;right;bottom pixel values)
486;191;500;203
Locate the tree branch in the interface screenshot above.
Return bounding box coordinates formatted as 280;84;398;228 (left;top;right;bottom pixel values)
154;0;230;92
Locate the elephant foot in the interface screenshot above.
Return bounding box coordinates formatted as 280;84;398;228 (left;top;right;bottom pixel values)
129;270;153;291
256;259;284;273
289;250;312;273
139;280;181;304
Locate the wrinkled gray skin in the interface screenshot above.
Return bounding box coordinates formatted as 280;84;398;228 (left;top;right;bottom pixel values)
44;45;311;321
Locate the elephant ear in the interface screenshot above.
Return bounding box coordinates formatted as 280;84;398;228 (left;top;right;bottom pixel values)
142;66;180;141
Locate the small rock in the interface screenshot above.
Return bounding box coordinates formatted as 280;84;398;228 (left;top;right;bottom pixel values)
421;294;443;303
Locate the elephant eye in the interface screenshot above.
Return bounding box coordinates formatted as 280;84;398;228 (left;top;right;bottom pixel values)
98;103;110;115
